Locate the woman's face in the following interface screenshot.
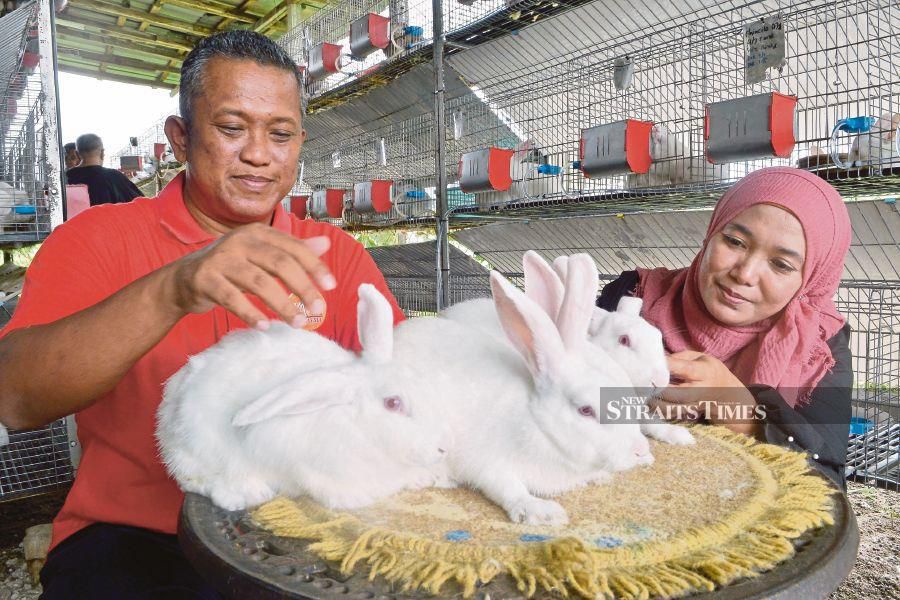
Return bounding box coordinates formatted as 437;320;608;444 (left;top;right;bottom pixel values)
698;204;806;327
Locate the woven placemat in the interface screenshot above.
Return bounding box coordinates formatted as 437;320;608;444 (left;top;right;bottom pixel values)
252;425;836;599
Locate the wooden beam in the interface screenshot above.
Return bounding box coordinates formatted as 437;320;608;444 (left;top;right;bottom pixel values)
251;2;287;33
58;14;195;52
162;0;256;23
58;46;179;76
58;60;178;89
116;15;126;26
57;28;185;62
214;0;253;32
140;0;164;32
70;0;212;37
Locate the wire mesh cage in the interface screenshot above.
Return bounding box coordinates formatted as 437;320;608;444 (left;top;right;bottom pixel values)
292;0;898;226
838;283;900;489
442;0;900;216
0;0;63;245
298;111;439;228
0;417;74;500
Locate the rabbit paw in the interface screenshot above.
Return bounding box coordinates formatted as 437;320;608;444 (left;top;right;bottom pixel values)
209;478;275;511
641;422;695;446
508;497;569;526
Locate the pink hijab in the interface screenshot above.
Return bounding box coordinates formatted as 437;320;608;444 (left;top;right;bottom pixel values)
636;167;852;406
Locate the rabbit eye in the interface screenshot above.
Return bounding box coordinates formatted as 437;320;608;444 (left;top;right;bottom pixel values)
383;396;404;413
578;405;596;418
619;335;631;347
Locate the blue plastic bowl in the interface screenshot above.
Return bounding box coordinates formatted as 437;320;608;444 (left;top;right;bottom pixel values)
849;417;874;436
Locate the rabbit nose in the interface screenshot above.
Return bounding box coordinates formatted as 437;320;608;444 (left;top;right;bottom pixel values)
438;447;446;454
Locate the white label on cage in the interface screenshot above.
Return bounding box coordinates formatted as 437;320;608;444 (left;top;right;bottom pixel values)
375;137;387;166
453;111;465;140
331;149;341;168
744;15;786;84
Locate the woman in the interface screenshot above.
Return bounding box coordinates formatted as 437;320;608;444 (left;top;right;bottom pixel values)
598;167;853;488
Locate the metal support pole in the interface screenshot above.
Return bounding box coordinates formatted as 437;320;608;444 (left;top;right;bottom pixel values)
40;0;65;230
432;0;451;311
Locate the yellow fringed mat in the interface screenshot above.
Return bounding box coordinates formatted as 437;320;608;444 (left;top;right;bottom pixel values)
251;425;837;599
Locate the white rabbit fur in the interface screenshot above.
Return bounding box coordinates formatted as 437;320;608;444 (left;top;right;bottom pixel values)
849;111;900;168
625;125;730;189
399;255;657;525
0;181;33;224
550;255;693;446
156;284;447;512
442;252;693;448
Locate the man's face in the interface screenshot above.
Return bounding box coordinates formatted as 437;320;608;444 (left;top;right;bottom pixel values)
178;57;305;227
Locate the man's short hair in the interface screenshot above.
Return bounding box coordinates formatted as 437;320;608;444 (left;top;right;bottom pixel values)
64;142;76;153
179;30;304;129
75;134;103;155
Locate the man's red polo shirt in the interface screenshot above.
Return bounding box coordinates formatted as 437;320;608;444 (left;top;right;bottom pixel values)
0;173;404;551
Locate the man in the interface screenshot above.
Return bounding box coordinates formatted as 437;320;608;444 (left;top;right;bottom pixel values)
0;30;403;598
65;133;143;205
63;142;80;170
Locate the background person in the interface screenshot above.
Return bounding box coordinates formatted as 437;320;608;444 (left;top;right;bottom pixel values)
65;133;143;205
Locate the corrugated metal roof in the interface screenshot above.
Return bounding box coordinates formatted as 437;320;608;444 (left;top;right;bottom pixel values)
0;2;37;97
453;199;900;282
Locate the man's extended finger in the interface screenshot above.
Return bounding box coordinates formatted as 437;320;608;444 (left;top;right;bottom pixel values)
262;229;337;291
303;235;331;256
207;274;269;330
248;246;325;324
226;263;306;327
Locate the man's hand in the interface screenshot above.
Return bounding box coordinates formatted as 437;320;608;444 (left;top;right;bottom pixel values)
167;223;337;329
655;350;764;438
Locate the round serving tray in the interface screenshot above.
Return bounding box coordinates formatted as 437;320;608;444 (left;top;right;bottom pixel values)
179;476;858;600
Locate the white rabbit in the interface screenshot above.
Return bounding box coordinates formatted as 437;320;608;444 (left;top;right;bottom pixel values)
0;181;33;224
625;125;730;189
848;111;900;169
397;255;656;525
444;252;692;447
156;284;448;512
550;255;694;446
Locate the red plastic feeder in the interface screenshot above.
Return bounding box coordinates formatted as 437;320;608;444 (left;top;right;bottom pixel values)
311;189;344;219
458;147;514;193
352;180;393;213
289;195;309;219
349;13;392;58
579;119;653;178
308;43;342;80
705;92;798;163
22;52;40;71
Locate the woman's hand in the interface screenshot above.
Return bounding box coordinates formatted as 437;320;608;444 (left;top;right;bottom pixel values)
655;350;765;439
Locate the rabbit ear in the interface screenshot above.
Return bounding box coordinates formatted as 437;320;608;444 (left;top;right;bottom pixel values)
551;256;569;284
588;307;610;337
555;254;599;350
357;284;393;364
616;296;643;317
232;370;355;427
490;271;565;382
523;251;565;321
